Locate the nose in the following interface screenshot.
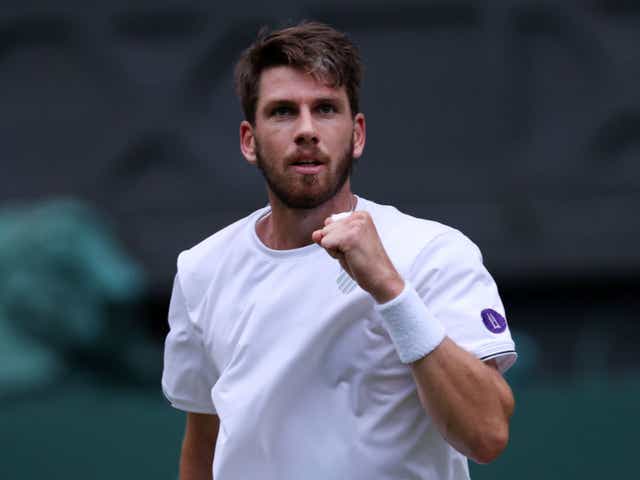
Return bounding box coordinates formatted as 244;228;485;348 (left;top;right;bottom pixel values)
294;108;319;146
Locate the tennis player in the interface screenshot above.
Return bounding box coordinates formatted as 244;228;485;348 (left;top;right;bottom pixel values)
162;21;516;479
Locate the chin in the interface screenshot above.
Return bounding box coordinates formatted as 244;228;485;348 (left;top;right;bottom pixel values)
277;185;337;210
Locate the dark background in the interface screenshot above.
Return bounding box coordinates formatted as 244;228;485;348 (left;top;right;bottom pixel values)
1;1;638;478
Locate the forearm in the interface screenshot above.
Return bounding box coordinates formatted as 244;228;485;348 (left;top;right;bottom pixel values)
179;413;219;480
410;338;514;463
370;277;513;463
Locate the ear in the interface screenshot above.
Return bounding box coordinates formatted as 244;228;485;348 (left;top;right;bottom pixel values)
352;113;366;159
240;120;257;165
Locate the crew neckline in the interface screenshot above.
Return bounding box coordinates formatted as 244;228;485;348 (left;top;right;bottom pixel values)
250;195;361;259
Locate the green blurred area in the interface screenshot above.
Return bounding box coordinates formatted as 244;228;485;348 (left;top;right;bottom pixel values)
1;378;184;479
471;376;637;479
0;199;159;398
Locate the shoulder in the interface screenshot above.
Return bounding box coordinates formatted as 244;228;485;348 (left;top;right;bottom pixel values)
359;197;453;240
359;197;476;269
175;206;267;299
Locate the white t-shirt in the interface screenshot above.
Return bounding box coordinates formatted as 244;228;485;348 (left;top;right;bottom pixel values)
162;196;516;480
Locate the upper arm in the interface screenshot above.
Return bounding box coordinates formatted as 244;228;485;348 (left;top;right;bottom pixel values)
484;359;515;416
484;359;500;371
185;412;220;445
409;230;517;372
180;413;220;480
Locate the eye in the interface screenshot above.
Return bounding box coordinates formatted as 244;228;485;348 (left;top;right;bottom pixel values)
317;103;337;115
271;105;295;117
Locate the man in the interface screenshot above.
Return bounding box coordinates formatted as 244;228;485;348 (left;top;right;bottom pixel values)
162;21;516;479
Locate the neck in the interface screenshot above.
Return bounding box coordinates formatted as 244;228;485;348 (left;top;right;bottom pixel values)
256;184;355;250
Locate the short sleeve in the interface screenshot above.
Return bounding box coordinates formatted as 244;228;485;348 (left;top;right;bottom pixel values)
161;275;218;413
408;230;517;373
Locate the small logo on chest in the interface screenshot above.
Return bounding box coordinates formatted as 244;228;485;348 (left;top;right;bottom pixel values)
336;269;357;294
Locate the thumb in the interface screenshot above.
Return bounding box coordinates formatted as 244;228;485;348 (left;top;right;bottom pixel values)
311;229;324;244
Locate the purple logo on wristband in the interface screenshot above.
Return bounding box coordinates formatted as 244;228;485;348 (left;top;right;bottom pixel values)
481;309;507;334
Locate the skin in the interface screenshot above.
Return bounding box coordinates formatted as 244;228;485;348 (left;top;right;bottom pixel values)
180;413;219;480
180;65;515;478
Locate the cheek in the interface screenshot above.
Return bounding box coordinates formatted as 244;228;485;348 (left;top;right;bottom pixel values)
327;131;354;155
322;122;354;146
265;126;293;146
257;131;289;156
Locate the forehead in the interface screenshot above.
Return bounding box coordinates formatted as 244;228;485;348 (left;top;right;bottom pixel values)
257;66;348;106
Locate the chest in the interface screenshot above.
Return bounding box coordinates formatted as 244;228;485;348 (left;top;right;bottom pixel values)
200;255;378;377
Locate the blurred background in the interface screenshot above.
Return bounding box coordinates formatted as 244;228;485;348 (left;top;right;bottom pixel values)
1;0;638;478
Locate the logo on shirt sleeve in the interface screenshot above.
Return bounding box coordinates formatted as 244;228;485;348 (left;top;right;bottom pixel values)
481;309;507;334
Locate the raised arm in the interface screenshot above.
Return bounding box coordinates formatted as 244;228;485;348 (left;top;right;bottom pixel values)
313;211;515;463
180;413;219;480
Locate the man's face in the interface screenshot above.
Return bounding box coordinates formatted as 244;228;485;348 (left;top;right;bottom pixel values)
240;66;365;209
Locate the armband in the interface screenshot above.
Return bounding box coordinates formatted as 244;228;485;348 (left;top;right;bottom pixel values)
375;281;445;363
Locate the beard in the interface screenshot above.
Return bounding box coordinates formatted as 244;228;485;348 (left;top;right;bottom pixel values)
255;138;355;210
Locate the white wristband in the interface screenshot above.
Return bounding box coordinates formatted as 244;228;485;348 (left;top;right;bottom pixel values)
375;281;445;364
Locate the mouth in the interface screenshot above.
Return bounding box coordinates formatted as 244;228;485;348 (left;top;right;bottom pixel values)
291;162;324;175
289;154;325;174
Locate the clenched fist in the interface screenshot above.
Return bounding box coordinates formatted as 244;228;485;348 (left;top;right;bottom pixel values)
311;211;405;303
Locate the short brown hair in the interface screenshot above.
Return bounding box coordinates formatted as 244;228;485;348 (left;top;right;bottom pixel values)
234;21;363;124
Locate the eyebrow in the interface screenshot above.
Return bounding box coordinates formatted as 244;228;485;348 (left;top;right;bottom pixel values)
263;99;297;108
262;96;344;109
314;96;343;104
